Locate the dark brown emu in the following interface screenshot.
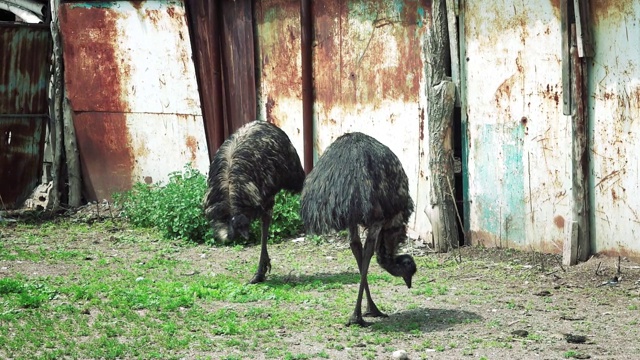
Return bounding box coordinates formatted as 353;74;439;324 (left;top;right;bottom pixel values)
203;121;305;284
300;132;416;326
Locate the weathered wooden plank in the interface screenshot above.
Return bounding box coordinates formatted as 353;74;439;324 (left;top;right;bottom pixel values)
573;0;594;58
63;94;81;207
561;0;571;115
49;0;63;209
220;0;256;134
570;24;590;262
563;221;578;266
445;0;460;106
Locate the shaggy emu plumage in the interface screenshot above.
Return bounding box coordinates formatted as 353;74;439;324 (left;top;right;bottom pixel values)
300;132;416;326
203;121;305;284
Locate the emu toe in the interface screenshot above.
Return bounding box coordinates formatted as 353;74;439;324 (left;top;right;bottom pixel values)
249;273;266;284
347;315;372;327
364;309;388;318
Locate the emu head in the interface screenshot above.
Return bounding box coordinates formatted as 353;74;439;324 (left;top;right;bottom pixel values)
228;214;251;240
395;254;417;288
377;225;417;288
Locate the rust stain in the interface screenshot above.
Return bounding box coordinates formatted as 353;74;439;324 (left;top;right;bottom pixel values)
471;230;564;255
611;188;619;201
311;0;427;116
59;4;131;113
73;113;134;202
597;248;640;262
265;96;278;126
553;215;565;229
256;0;302;102
145;9;163;26
185;135;198;162
549;0;560;19
591;0;635;26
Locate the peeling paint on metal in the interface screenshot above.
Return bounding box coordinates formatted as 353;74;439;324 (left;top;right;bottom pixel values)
0;117;46;208
465;0;570;251
256;0;432;238
59;1;207;201
589;0;640;256
0;25;51;208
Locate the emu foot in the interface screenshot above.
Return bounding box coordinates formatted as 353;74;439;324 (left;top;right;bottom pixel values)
346;314;372;327
248;259;271;284
249;273;266;284
364;309;388;318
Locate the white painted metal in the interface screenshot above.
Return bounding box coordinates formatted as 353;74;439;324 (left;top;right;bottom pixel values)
126;113;210;184
107;1;202;116
94;1;207;184
463;0;572;252
589;1;640;257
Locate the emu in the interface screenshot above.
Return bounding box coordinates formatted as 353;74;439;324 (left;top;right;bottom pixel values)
203;120;305;284
300;132;416;326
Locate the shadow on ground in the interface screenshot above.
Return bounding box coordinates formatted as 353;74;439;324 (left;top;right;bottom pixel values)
374;307;483;333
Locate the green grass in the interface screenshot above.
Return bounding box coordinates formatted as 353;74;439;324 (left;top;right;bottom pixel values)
3;216;639;359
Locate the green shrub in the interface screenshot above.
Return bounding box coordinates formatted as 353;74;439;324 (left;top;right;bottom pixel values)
115;164;304;245
114;165;212;243
249;191;303;243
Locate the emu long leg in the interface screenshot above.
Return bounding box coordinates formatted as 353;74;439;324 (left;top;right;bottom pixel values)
249;209;273;284
347;228;378;327
348;226;387;318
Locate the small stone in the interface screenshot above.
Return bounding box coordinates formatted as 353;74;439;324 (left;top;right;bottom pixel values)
392;349;408;360
565;333;587;344
135;277;145;282
511;330;528;337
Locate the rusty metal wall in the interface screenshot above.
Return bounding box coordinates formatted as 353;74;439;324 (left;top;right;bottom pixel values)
0;24;51;209
588;0;640;258
59;1;208;201
256;0;433;238
463;0;571;252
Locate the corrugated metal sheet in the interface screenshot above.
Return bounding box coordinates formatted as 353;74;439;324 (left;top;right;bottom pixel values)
589;0;640;258
0;24;51;209
256;0;432;238
463;0;571;252
59;1;208;200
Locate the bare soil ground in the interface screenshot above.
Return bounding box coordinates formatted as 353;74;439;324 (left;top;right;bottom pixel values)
1;211;639;359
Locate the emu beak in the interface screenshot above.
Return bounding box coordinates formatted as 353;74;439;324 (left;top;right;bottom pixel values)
403;275;412;289
239;228;250;240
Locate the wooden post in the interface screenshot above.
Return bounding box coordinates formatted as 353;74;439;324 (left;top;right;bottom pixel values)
426;0;459;252
445;0;460;106
63;95;81;206
560;0;571;115
48;0;63;209
570;24;590;262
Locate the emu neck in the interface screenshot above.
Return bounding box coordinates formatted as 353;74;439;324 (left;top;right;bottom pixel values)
377;254;404;277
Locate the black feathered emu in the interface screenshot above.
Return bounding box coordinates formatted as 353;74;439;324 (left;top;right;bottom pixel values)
203;120;305;284
300;132;417;326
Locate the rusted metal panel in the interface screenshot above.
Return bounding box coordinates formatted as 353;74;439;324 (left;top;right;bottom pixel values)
185;0;225;160
464;0;571;252
0;117;46;208
588;0;640;258
0;24;51;209
0;25;51;114
60;1;200;115
220;0;256;134
257;0;433;238
59;1;208;201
